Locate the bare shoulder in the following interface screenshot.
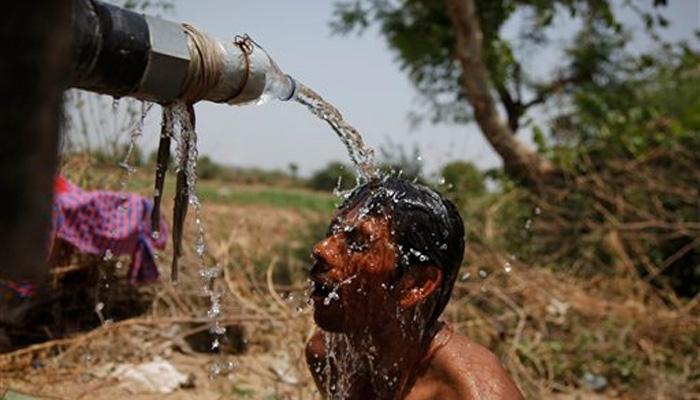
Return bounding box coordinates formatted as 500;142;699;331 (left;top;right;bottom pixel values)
430;332;524;400
305;330;327;385
306;330;327;362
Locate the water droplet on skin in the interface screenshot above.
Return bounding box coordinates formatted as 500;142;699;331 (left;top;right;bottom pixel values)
323;291;340;306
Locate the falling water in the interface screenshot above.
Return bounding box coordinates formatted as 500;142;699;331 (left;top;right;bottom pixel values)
293;83;377;183
119;101;153;185
151;106;174;239
170;102;228;376
94;100;152;326
322;333;362;399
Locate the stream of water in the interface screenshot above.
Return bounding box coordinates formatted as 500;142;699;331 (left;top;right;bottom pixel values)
293;83;378;183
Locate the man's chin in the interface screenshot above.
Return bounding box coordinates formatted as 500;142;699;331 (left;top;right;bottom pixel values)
313;305;346;333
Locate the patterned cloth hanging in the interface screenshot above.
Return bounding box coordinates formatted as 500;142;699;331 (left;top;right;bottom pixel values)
0;176;169;300
52;176;169;284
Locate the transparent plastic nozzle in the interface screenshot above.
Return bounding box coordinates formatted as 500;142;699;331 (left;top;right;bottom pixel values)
252;41;297;105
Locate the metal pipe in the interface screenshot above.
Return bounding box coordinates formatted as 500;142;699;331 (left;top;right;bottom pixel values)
70;0;296;105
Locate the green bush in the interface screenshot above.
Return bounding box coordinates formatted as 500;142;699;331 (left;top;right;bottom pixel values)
197;155;223;180
440;161;486;208
307;161;356;192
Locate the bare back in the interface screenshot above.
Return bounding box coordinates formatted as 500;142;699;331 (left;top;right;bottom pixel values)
405;332;523;400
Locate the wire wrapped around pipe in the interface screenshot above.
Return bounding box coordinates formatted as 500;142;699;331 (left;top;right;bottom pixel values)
179;24;224;103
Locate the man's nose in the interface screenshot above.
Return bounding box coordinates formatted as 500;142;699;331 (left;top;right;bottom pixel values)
312;235;343;267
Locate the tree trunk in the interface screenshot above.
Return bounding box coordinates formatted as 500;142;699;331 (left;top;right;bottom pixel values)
0;1;72;283
445;0;559;189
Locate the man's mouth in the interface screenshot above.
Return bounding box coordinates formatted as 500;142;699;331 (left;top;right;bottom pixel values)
310;278;335;301
309;260;334;301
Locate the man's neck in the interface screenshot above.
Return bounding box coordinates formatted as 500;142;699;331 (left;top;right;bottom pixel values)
339;318;439;399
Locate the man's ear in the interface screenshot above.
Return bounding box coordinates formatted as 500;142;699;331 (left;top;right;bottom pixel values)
395;265;443;310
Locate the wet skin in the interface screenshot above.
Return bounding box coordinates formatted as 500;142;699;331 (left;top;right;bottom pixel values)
306;208;523;399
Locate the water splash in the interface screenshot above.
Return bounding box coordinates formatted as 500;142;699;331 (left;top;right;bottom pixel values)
118;101;153;185
151;106;175;237
323;333;362;399
293;83;377;182
170;102;227;376
503;262;513;273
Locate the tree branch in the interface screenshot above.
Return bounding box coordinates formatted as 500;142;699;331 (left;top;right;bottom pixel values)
523;74;582;109
495;81;523;132
445;0;559;189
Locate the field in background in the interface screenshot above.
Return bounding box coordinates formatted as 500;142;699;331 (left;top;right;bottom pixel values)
0;160;698;399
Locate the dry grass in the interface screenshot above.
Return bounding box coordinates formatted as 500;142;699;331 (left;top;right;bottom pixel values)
1;161;699;399
0;198;320;399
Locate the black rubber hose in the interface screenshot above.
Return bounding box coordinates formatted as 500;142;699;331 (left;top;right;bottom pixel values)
71;0;151;97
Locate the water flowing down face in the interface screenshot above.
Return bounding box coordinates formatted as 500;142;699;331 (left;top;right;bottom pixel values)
310;207;398;333
309;177;466;334
307;177;467;399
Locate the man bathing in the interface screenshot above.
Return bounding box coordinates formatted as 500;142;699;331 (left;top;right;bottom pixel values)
306;177;523;399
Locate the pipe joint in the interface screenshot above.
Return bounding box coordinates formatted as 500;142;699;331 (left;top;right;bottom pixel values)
70;0;295;106
138;16;190;103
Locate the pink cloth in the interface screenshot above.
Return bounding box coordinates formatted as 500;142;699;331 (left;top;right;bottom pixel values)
52;177;168;284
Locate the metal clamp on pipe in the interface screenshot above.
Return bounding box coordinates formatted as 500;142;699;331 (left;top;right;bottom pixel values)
139;16;190;102
70;0;296;105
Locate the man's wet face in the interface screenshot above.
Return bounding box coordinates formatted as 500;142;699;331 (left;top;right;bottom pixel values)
309;207;399;333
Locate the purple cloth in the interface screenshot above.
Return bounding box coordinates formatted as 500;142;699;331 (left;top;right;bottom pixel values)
53;179;168;284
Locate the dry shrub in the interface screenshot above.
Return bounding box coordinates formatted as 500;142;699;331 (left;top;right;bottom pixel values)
526;145;700;298
447;243;699;399
457;144;700;398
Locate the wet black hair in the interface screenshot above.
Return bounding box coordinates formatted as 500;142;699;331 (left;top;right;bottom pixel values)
335;176;466;325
